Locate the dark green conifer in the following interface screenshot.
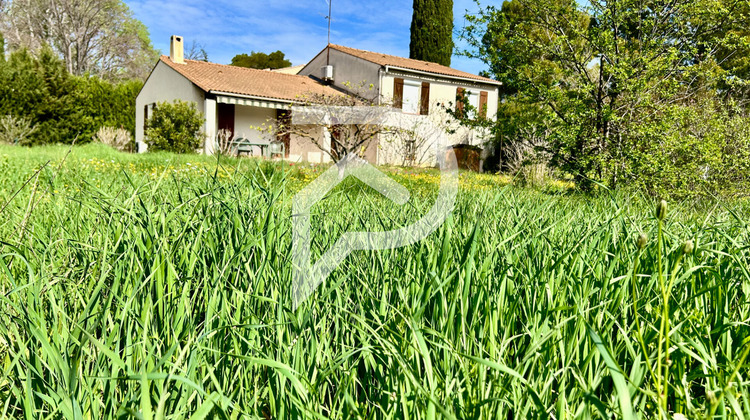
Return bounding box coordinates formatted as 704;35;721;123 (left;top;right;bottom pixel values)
409;0;454;66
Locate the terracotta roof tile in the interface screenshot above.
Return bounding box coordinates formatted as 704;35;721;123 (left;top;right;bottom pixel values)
328;45;499;84
159;56;342;102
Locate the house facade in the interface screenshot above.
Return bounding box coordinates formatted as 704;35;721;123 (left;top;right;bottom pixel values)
298;44;501;166
136;36;501;166
136;36;342;161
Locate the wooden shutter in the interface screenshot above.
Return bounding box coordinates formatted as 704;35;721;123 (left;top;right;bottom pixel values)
393;78;404;109
143;105;149;133
479;91;488;118
456;87;465;117
420;82;430;115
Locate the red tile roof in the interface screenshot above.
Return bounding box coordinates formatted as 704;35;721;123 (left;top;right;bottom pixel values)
328;44;499;84
159;56;343;102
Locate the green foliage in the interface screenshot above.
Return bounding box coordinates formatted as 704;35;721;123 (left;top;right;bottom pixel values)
0;47;78;144
461;0;750;198
409;0;454;66
230;51;291;69
0;47;141;145
72;76;142;139
145;100;205;153
0;145;748;418
618;99;750;198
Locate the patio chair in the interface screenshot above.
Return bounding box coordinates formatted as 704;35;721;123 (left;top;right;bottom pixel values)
267;142;285;159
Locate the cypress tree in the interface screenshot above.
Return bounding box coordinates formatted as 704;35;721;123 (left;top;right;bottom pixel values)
409;0;454;66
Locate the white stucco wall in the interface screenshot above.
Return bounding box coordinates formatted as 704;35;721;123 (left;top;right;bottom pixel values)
378;71;499;166
288;126;329;163
204;98;216;155
135;60;206;152
233;106;277;143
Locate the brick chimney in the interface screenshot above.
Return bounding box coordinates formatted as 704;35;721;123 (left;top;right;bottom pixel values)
170;35;185;64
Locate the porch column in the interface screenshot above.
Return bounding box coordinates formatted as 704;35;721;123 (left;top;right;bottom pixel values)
204;98;217;155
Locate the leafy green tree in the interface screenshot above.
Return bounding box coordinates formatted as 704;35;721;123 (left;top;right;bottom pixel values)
145;101;205;153
461;0;750;196
230;51;291;69
410;0;453;66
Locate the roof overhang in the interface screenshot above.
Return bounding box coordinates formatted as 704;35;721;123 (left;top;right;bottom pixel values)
384;65;502;87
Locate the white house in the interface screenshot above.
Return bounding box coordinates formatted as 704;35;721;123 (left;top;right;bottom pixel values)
299;44;501;165
136;36;501;166
135;36;343;161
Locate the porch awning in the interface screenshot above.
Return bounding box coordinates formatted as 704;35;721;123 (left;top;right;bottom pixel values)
214;92;292;110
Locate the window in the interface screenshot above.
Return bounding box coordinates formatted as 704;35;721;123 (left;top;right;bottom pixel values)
402;80;421;114
394;79;430;115
456;89;489;119
467;90;480;118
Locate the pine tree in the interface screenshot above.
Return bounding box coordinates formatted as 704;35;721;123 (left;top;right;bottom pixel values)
409;0;454;66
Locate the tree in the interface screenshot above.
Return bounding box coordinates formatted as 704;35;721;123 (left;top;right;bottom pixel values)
230;51;291;70
410;0;454;66
461;0;750;196
145;101;205;153
186;41;208;62
275;91;381;162
0;0;159;80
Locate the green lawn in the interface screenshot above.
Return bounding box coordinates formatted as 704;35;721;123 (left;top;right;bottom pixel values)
0;144;748;419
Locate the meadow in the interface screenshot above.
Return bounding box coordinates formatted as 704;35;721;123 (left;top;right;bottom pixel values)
0;144;748;419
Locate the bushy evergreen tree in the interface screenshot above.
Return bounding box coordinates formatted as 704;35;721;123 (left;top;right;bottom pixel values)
409;0;454;66
0;47;142;145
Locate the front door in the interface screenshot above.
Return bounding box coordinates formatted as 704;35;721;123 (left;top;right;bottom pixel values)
217;103;235;138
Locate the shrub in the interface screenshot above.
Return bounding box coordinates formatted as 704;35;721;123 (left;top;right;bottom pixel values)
145;101;205;153
0;47;141;145
0;114;37;145
72;76;142;141
214;129;235;156
96;126;132;151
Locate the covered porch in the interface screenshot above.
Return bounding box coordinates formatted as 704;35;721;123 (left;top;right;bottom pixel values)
203;93;291;158
203;92;340;163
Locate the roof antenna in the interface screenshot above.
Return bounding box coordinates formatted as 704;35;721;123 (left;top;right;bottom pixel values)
326;0;332;65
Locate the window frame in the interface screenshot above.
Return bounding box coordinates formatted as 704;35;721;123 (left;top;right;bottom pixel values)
401;79;422;115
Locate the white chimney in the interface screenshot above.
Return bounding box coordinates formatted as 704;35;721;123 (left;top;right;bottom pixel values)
170;35;185;64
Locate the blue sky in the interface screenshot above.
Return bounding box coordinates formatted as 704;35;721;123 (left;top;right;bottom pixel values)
125;0;488;75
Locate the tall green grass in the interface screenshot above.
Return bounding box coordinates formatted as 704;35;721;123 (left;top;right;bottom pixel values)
0;144;748;419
